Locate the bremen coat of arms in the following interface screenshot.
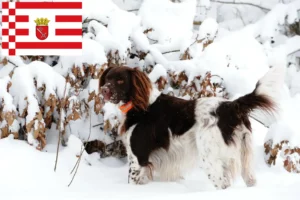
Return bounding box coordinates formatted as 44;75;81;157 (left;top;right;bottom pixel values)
34;18;50;40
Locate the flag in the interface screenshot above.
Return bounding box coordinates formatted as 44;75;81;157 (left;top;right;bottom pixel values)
1;1;82;56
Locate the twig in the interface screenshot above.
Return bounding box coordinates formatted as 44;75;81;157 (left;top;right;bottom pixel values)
93;123;103;128
162;35;201;54
8;60;18;67
83;18;107;26
147;37;158;44
234;7;246;26
127;9;139;12
211;0;270;12
54;80;68;172
68;108;93;187
68;146;83;187
190;34;200;46
249;115;269;128
162;49;181;54
54;130;61;172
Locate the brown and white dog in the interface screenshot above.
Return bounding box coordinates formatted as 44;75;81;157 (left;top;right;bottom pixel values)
99;66;283;189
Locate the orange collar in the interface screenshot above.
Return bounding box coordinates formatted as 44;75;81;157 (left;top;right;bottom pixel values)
119;101;133;114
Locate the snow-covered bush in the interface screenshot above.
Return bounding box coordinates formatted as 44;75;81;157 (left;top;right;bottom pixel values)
1;0;300;171
0;76;19;139
264;95;300;174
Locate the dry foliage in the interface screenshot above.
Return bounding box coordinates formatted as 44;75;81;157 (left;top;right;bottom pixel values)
107;50;128;67
0;55;109;150
0;80;18;139
167;71;226;99
264;139;300;173
288;22;300;36
0;20;223;158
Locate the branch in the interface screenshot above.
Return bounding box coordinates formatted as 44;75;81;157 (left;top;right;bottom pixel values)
92;123;103;128
68;108;92;187
147;37;158;44
249;116;269;128
234;7;246;26
162;49;181;54
83;18;107;26
54;79;68;172
162;35;201;54
211;0;271;12
127;9;139;12
8;60;18;67
68;146;83;187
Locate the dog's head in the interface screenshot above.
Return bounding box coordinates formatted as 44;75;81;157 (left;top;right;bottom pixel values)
99;66;152;111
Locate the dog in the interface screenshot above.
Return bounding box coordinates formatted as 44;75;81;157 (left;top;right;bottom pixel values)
99;65;283;189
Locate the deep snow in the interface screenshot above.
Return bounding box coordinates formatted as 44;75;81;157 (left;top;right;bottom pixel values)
1;0;300;199
0;119;299;200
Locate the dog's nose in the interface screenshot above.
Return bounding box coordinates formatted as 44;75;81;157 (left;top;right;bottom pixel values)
101;87;110;95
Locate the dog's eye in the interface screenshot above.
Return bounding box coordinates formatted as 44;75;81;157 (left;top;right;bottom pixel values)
117;80;124;84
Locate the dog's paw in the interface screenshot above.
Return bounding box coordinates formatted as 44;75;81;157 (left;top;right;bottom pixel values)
211;175;231;190
128;167;152;185
245;178;257;187
128;170;149;185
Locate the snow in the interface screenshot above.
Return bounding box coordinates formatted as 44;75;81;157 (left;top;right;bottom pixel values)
265;122;300;149
11;61;66;103
251;1;300;42
0;76;14;112
82;0;119;25
102;102;123;127
199;18;219;41
148;64;167;83
0;119;300;199
8;61;66;146
267;94;300;148
112;0;142;11
138;0;196;45
88;21;119;54
107;9;140;51
56;38;107;76
1;0;300;199
163;31;271;97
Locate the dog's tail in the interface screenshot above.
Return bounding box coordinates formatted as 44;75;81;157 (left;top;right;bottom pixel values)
216;66;285;145
233;65;284;122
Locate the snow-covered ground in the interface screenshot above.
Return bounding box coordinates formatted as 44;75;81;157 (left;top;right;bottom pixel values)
1;0;300;199
0;119;299;200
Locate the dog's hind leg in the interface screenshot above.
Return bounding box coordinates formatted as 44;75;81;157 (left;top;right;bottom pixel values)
201;158;232;190
196;127;234;190
241;132;257;187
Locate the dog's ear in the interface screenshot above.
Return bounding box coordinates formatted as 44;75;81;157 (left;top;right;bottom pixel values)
130;68;152;111
99;67;113;88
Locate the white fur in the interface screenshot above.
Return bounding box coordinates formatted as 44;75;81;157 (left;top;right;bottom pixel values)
256;65;285;103
122;97;255;189
149;127;199;181
148;86;161;104
195;98;255;189
121;67;281;189
251;65;286;126
122;125;152;184
194;98;256;189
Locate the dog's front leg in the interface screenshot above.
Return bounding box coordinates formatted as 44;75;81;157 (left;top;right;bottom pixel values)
124;124;154;185
127;153;153;185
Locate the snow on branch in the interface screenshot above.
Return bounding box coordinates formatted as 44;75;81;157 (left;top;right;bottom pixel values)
0;76;19;139
264;121;300;173
211;0;271;12
244;1;300;41
10;61;66;150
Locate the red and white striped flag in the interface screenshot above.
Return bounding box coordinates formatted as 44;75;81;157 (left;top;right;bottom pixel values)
1;1;82;56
